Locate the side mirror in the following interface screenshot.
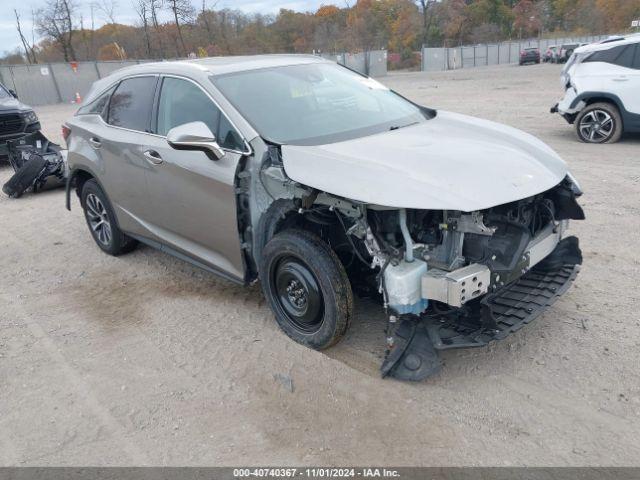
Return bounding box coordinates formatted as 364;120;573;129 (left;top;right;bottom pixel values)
9;89;18;99
166;121;225;160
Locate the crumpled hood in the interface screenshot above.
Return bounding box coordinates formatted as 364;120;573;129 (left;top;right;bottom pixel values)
281;110;568;211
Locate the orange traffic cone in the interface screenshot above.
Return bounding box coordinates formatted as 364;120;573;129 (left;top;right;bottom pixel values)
74;92;82;104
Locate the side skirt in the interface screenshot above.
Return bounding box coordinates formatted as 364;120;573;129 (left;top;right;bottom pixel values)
127;233;246;286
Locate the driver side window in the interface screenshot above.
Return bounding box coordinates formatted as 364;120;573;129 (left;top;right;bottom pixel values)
156;77;244;151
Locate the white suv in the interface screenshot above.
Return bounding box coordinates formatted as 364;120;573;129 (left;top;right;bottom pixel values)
551;35;640;143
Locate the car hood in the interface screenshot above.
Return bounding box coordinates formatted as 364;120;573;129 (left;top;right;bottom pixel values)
281;110;568;211
0;95;30;112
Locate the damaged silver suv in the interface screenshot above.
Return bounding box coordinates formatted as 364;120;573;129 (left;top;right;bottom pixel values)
65;55;584;381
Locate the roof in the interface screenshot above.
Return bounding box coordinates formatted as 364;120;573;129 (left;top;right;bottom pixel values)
575;34;640;54
105;54;329;79
189;54;329;74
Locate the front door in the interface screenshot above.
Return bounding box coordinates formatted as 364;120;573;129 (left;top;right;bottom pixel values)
140;76;249;280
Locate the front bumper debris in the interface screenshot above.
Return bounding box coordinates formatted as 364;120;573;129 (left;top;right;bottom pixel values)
381;236;582;381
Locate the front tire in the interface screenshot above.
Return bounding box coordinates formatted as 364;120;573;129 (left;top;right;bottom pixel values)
81;179;138;255
259;229;353;350
575;102;622;144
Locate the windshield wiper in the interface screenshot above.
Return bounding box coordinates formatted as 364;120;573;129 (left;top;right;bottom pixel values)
389;121;419;131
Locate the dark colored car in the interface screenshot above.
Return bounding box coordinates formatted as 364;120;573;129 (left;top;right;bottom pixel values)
519;47;541;65
0;82;41;158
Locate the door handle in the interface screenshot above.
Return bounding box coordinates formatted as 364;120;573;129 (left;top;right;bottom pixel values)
143;149;163;165
613;77;629;82
88;137;102;149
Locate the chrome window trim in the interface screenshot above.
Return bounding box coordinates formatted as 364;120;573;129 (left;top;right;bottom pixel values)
103;73;159;133
157;74;253;156
81;72;253;157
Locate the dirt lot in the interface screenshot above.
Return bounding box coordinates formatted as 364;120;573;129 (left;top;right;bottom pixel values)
1;63;639;466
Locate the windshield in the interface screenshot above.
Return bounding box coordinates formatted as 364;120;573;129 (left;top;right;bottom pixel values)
211;63;428;145
0;84;11;100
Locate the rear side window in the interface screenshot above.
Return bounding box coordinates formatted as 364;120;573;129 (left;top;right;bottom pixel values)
77;86;115;117
156;77;244;151
107;76;157;131
585;44;636;68
634;45;640;69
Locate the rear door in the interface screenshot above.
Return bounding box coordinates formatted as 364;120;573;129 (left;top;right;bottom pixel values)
138;75;250;280
97;75;159;236
622;43;640;115
583;44;640;115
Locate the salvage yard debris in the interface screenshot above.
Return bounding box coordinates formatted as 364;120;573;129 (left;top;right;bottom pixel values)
2;131;66;198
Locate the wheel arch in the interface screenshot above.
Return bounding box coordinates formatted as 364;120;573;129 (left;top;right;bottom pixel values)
570;92;640;131
65;166;112;215
66;167;97;211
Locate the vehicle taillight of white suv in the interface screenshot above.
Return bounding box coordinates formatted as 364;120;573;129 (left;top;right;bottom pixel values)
551;35;640;143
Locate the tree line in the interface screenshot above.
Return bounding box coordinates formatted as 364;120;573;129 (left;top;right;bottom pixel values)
4;0;640;67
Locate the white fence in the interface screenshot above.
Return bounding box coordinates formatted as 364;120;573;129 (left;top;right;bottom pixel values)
0;50;387;107
422;35;613;72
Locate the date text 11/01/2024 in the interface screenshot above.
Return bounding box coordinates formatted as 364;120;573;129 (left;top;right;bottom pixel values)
233;468;401;478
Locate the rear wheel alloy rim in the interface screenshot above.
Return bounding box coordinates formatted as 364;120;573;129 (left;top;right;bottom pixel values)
272;256;324;334
85;193;112;246
579;110;614;142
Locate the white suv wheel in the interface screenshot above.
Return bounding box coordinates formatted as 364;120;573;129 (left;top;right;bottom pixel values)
575;102;623;144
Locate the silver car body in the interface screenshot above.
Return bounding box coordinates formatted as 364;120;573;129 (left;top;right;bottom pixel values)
67;54;578;294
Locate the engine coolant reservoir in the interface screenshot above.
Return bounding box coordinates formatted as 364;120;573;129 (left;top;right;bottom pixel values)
384;259;428;315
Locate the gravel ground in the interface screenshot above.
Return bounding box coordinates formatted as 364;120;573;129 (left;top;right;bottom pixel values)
1;63;639;466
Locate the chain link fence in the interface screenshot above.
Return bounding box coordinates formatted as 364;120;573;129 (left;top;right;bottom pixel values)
0;51;387;107
422;35;613;72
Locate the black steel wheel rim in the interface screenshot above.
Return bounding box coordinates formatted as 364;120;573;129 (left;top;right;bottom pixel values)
271;255;324;334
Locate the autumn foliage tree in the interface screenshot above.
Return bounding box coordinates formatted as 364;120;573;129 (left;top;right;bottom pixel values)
5;0;640;67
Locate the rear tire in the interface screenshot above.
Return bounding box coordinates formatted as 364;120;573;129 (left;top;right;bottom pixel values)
259;229;353;350
81;179;138;255
575;102;623;144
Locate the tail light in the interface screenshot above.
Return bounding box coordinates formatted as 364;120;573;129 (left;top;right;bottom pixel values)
62;124;71;145
520;50;525;55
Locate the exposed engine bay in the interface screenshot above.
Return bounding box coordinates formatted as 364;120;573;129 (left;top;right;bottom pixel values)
248;146;585;381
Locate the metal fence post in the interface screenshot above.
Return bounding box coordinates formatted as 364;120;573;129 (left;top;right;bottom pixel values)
94;61;101;79
48;63;63;103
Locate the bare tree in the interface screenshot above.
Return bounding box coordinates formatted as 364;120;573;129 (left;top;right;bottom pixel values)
14;9;38;63
417;0;436;46
149;0;166;58
200;0;218;45
166;0;194;57
134;0;153;58
94;0;118;24
35;0;77;62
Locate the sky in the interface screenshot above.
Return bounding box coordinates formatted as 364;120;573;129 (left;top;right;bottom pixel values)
0;0;329;56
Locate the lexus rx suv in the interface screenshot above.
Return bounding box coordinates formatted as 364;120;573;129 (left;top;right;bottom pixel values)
65;56;584;380
0;82;41;158
551;36;640;143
